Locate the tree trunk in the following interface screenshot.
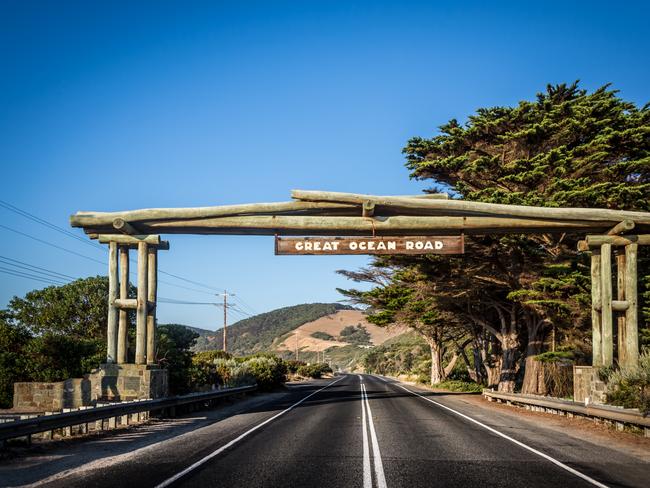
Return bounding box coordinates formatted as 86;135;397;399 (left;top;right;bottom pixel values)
521;319;547;395
426;337;445;384
497;332;518;392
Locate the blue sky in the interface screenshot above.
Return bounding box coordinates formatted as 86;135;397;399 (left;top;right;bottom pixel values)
1;1;648;329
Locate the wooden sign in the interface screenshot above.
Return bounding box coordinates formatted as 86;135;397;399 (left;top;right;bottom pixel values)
275;236;464;255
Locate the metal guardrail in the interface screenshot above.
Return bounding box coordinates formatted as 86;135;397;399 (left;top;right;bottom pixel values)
483;389;650;434
0;384;257;442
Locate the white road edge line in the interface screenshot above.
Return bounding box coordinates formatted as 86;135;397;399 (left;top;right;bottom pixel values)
362;380;388;488
359;375;372;488
155;375;346;488
394;382;610;488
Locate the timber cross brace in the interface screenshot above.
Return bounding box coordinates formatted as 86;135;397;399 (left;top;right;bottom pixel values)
71;190;650;369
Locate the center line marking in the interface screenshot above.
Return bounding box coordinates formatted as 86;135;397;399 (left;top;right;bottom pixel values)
360;377;372;488
361;378;388;488
155;375;345;488
393;381;610;488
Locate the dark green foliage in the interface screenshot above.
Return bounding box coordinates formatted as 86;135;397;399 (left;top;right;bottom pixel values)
157;324;199;394
311;331;335;341
339;324;372;345
606;351;650;414
296;363;332;379
240;354;287;391
7;276;114;340
0;314;30;407
0;277;111;407
285;360;306;374
192;303;353;354
22;334;103;382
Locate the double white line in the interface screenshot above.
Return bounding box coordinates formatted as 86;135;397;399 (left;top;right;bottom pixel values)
359;375;387;488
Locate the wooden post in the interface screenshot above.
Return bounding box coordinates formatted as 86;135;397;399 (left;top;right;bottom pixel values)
616;251;626;366
117;246;129;364
601;243;613;367
624;243;639;368
146;247;157;365
591;250;602;367
135;241;148;365
107;242;118;363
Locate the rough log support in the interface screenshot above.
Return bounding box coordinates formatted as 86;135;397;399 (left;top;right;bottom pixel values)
617;251;627;366
107;242;118;363
117;246;129;364
362;200;375;218
607;220;635;236
113;218;141;235
146;247;157;365
601;243;613;367
585;235;650;247
624;243;639;368
99;234;161;245
135;242;148;365
591;250;602;367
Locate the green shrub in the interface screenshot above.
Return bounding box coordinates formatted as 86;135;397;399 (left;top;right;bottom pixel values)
242;356;287;390
296;363;332;379
606;350;650;415
434;380;483;393
285;360;306;374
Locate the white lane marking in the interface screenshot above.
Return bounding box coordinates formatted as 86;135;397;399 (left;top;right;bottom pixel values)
360;377;372;488
155;376;346;488
362;381;388;488
395;383;610;488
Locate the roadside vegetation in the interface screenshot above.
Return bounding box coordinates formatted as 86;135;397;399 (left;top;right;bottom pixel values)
342;82;649;403
0;279;326;407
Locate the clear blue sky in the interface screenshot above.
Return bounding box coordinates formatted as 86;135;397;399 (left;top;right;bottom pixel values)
1;1;648;330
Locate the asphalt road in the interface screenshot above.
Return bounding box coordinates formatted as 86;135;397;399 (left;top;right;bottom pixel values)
3;374;649;487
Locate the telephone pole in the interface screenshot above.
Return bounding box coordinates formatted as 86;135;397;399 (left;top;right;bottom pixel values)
216;290;235;353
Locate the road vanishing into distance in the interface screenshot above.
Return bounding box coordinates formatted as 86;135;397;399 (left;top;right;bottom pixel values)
2;374;649;488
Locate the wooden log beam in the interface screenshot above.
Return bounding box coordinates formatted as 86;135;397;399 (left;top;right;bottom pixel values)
601;243;613;367
592;300;629;312
135;242;148;365
117;246;129;364
617;252;627;366
591;251;602;367
585;235;650;247
146;248;157;365
624;243;639;368
290;190;650;224
362;201;375;218
80;215;617;236
98;234;161;245
114;298;137;309
113;218;141;235
607;219;635;236
106;242;118;364
70;201;358;227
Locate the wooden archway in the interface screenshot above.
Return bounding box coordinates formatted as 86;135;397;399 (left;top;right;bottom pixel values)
71;190;650;371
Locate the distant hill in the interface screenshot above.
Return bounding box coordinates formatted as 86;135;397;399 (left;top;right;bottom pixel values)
192;303;355;355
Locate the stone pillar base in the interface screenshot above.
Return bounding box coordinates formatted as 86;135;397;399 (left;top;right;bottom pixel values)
573;365;607;404
89;364;169;402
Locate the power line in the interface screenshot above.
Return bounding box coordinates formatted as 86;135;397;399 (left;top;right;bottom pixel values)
0;255;78;281
0;267;68;286
0;201;260;314
0;224;107;266
0;199;106;251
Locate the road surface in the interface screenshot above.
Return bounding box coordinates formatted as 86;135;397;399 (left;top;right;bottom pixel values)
2;374;648;487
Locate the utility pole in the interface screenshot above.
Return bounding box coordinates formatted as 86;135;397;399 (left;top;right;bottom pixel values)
216;290;235;353
295;329;299;361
